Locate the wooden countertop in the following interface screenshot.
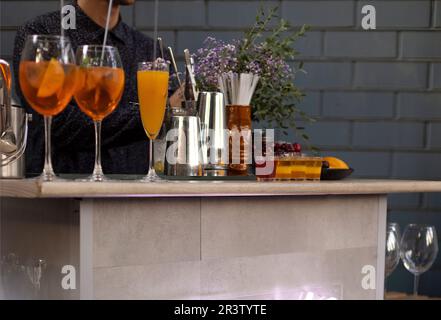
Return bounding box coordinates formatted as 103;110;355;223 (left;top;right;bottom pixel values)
1;178;441;198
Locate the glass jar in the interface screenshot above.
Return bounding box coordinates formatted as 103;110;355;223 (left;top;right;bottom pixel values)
227;105;252;173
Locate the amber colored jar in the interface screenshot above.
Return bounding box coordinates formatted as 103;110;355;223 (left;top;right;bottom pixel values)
227;105;252;172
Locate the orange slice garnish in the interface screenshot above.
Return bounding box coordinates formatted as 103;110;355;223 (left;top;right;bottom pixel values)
37;58;65;98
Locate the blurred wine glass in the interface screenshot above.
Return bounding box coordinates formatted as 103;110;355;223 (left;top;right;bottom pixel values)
388;222;401;241
400;224;438;296
385;223;400;278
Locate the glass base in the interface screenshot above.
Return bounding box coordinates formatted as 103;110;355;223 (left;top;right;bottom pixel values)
77;173;109;182
140;168;165;182
38;170;63;182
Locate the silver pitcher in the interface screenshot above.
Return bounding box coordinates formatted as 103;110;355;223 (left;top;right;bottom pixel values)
197;91;228;170
0;59;30;179
164;116;203;176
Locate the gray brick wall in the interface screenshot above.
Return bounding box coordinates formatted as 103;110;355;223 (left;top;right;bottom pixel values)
356;0;432;28
0;0;440;295
433;63;441;88
325;32;397;58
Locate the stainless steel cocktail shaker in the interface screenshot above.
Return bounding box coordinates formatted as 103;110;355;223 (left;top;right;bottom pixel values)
197;91;228;170
164;115;204;176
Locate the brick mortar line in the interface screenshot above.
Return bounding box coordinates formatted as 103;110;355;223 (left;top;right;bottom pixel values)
435;0;441;27
349;120;355;146
297;58;441;62
430;0;435;28
2;26;439;31
132;26;441;31
426;63;432;89
316;148;439;153
428;62;434;90
299;88;441;92
168;56;441;62
389;152;396;178
425;121;432;151
318;90;324;117
320;30;325;57
204;0;209;29
317;147;441;154
353;0;358;29
392;91;399;120
397;31;403;59
349;60;356;90
316;117;441;123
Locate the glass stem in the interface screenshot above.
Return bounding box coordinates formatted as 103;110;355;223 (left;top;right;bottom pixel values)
148;138;154;174
42;116;55;180
92;120;104;179
413;274;419;296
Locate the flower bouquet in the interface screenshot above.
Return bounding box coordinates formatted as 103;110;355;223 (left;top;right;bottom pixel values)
193;6;312;140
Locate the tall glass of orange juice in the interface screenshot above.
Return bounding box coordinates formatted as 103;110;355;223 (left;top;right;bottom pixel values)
137;60;169;181
19;35;77;181
74;45;125;182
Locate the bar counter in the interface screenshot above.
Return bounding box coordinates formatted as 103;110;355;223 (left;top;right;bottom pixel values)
2;178;441;198
1;178;441;300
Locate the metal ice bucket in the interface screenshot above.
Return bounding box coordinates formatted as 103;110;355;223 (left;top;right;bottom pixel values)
0;59;30;179
0;105;30;178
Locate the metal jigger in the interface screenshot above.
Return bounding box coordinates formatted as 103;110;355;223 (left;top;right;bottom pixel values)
164;116;204;176
197;92;228;171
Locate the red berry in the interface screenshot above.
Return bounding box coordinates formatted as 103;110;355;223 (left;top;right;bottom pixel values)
286;144;295;152
293;143;301;153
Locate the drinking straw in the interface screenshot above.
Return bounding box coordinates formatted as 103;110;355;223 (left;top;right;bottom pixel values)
168;47;182;87
157;37;165;59
152;0;159;62
184;49;198;99
101;0;114;64
60;0;64;37
218;72;259;105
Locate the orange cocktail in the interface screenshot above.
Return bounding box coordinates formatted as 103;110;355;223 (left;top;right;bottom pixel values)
73;45;125;182
74;66;125;121
137;60;169;181
137;69;169;139
19;59;77;116
19;35;77;181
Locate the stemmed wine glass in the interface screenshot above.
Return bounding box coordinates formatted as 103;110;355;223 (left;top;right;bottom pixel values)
400;224;438;296
385;223;401;278
73;45;125;182
19;35;77;181
137;59;169;181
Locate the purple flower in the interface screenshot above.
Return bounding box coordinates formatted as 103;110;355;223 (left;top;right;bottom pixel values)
193;37;296;92
193;38;238;91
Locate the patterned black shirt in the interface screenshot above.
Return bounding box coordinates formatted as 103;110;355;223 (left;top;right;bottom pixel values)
13;3;163;175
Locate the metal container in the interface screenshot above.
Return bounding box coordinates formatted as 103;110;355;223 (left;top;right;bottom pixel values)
0;104;29;179
164;116;203;177
197;91;228;170
1;59;29;179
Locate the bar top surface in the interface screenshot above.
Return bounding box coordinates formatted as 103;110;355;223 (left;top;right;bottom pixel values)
1;178;441;198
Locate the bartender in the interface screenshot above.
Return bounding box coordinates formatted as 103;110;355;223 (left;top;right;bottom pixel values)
13;0;183;176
